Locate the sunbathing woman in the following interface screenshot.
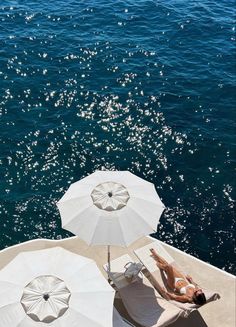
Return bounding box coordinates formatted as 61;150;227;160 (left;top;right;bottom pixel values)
150;248;206;305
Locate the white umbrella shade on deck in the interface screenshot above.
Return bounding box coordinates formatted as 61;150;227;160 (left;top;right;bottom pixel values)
0;247;115;327
57;170;165;247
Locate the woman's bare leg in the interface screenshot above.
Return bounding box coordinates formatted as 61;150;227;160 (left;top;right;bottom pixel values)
150;249;186;290
150;248;168;266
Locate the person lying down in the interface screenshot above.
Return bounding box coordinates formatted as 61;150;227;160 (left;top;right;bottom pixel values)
150;248;206;305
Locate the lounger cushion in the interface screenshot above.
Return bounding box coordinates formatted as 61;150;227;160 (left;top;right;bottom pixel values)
113;307;135;327
118;276;184;327
104;254;185;327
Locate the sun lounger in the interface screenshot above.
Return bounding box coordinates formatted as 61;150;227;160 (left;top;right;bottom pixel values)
104;254;185;327
113;307;135;327
134;240;220;315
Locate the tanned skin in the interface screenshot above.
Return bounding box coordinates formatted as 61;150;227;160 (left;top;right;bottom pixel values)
150;248;204;303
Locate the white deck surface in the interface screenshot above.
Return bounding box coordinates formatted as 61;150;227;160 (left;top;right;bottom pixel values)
0;236;235;327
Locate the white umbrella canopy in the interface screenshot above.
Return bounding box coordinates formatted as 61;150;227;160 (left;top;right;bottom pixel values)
0;247;115;327
57;170;165;247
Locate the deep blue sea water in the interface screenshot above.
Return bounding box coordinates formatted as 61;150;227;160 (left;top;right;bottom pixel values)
0;0;235;274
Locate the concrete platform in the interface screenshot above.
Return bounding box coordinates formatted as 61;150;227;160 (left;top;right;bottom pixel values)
0;236;235;327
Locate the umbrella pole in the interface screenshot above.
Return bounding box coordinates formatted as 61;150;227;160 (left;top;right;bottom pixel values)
107;245;111;280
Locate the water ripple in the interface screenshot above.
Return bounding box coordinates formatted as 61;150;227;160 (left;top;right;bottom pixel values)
0;0;235;274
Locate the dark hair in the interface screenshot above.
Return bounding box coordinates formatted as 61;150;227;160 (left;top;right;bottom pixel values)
193;291;206;305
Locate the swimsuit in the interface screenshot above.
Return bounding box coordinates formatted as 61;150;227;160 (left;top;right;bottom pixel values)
174;277;195;295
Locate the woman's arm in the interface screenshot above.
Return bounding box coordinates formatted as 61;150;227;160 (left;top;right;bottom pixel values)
164;291;191;303
186;275;198;287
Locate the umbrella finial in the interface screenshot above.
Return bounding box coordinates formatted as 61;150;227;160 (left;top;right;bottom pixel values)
108;191;113;197
43;293;50;301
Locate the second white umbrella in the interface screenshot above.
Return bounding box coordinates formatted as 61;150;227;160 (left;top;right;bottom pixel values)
0;247;115;327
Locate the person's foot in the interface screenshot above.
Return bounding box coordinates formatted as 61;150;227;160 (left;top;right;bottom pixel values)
150;248;157;256
150;248;159;260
